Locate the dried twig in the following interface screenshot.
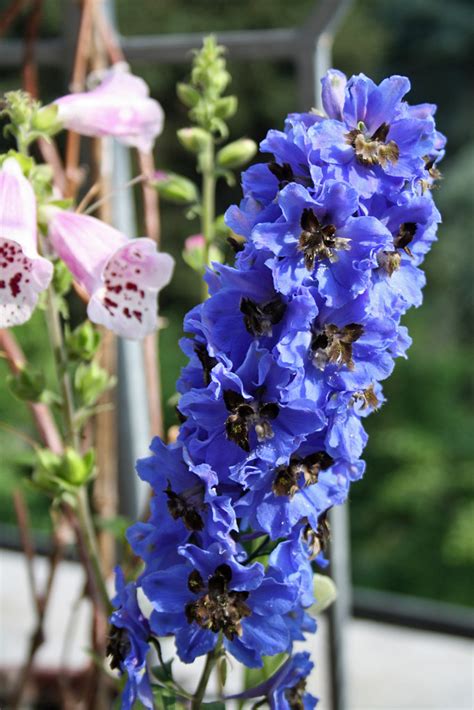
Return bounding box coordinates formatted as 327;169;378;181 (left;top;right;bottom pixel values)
21;0;42;97
0;0;29;37
10;491;67;709
65;0;95;198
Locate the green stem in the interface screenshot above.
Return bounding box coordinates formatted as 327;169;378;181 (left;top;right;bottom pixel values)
45;285;77;448
76;488;113;614
191;637;222;709
201;138;216;302
45;286;111;614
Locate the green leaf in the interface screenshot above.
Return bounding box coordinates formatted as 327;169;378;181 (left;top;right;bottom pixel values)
7;367;46;403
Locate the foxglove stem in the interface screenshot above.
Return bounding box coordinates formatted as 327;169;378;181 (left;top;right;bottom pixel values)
44;284;111;613
201;138;215;301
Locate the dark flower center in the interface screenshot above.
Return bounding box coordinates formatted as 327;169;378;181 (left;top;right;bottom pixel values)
106;625;131;671
164;480;206;531
377;221;417;276
240;296;286;337
304;510;331;557
185;564;251;640
311;323;364;370
298;208;350;270
273;451;334;498
285;678;307;710
194;342;217;386
352;384;379;410
268;161;295;189
224;389;279;452
346;122;400;168
227;235;246;253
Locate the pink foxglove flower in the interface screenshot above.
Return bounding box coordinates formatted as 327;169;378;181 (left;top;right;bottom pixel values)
48;211;174;339
54;65;164;153
0;158;53;328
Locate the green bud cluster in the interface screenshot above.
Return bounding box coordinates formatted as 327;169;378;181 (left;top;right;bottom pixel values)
66;321;101;361
33;447;95;496
74;361;115;408
1;91;61;153
7;366;46;403
178;36;236;138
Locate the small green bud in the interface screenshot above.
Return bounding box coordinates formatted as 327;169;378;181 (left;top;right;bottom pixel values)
216;139;257;169
214;96;238;120
59;447;95;486
151;171;199;204
66;321;101;361
33;449;63;493
176;83;201;108
7;367;46;402
308;574;338;617
31;104;60;135
177;127;211;154
74;362;114;407
52;258;73;296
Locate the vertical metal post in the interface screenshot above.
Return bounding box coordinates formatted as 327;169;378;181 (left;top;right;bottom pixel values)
103;0;152;520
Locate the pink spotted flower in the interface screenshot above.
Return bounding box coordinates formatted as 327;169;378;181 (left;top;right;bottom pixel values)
54;65;164;153
0;158;53;328
48;211;174;339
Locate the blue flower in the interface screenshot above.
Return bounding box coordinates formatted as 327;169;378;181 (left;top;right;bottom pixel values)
142;544;298;667
108;568;153;710
229;651;318;709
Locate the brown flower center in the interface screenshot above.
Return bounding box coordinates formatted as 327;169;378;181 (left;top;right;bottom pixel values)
273;451;334;498
185;564;251;641
298;208;351;270
164;481;206;532
106;625;131;671
311;323;364;370
377;221;417;276
304;510;331;558
285;678;308;710
346;122;399;168
194;342;218;386
224;389;279;452
240;296;286;337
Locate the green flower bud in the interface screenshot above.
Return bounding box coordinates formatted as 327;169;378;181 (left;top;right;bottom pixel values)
33;449;63;493
59;447;95;486
151;171;199;204
177;127;212;154
216;139;257;169
32;104;60;135
7;367;46;402
52;258;73;296
74;362;114;407
66;321;101;361
214;95;238;120
176;83;201;108
308;574;338;617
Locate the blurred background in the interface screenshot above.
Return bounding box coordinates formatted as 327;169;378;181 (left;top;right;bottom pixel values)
0;0;472;613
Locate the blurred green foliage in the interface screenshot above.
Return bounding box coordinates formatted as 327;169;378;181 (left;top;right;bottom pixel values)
0;0;472;605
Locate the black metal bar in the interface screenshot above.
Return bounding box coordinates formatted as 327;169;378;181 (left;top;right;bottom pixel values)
353;587;474;640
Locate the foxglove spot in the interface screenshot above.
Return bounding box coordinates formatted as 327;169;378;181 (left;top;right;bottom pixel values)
164;480;206;532
240;296;286;337
106;624;131;672
273;451;334;498
185;565;251;640
0;238;53;328
194;342;217;386
298;208;350;270
311;323;364;370
224;389;279;451
346;122;400;168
